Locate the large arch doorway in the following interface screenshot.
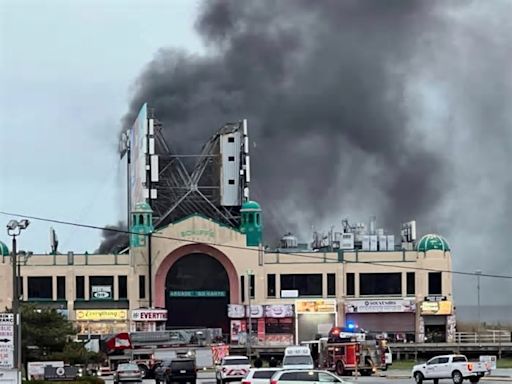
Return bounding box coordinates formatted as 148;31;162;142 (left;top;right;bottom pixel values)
165;253;230;332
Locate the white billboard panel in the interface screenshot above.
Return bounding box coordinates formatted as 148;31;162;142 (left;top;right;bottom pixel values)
220;132;242;206
130;103;148;211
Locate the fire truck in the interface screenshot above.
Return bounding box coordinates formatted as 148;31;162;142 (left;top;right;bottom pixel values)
100;330;229;378
302;326;390;376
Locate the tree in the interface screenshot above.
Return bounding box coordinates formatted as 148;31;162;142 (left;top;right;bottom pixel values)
49;342;106;366
20;304;75;363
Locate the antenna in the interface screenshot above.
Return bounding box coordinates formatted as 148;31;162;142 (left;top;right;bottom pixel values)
49;227;59;254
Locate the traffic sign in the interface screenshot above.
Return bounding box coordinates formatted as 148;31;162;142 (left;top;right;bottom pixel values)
0;313;14;369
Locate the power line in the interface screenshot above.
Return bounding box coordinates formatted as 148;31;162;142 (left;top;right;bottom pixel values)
1;210;512;280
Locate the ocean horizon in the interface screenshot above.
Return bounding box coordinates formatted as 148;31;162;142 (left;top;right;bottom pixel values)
455;305;512;325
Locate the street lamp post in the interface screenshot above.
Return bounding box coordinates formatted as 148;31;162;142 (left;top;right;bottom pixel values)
7;219;30;383
475;270;482;336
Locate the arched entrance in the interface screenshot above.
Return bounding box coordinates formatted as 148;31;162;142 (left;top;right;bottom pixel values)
166;253;229;330
154;244;239;334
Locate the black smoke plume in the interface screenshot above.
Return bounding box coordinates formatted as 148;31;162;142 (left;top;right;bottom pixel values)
97;222;129;254
119;0;512;304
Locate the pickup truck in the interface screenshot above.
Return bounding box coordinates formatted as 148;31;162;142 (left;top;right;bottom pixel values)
215;355;251;384
412;355;490;384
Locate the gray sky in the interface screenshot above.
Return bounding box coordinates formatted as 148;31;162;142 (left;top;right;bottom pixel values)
0;0;202;253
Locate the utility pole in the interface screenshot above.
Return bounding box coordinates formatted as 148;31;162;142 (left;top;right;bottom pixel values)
246;270;253;358
475;270;482;337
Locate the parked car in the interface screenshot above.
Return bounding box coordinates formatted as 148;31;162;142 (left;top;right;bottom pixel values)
216;355;251;384
242;368;282;384
412;355;490;384
113;363;143;384
270;370;348;384
155;358;197;384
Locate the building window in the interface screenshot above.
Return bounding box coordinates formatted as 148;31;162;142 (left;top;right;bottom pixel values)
280;274;322;296
250;274;255;299
407;272;415;295
228;156;235;161
118;276;127;299
327;274;336;296
228;136;235;143
265;318;294;334
139;276;146;299
76;276;85;299
267;274;276;297
228;179;235;185
346;273;355;296
90;276;114;300
57;276;66;300
428;272;442;295
360;273;402;296
28;277;52;299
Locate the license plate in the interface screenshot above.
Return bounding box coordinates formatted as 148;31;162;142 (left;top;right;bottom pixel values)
180;370;186;373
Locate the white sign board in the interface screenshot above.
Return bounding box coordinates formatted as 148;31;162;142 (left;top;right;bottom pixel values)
131;309;167;321
345;299;416;313
479;356;497;371
27;361;64;380
281;290;299;298
0;313;14;369
91;285;112;300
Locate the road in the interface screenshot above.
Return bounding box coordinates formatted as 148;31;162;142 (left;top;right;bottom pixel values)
102;371;512;384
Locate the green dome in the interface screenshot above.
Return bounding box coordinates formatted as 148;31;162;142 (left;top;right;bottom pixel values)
134;201;152;212
417;234;450;252
241;200;261;211
0;241;9;256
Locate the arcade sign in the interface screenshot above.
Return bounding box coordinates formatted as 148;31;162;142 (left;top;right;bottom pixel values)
131;309;168;322
169;290;226;298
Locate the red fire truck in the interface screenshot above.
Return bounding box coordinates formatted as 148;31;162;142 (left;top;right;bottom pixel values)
302;327;389;376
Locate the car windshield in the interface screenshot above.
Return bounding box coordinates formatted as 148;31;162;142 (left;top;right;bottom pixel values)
283;356;313;365
118;364;138;371
224;358;250;365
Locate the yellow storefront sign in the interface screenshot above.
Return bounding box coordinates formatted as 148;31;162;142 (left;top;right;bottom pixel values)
296;299;337;313
76;310;128;321
420;301;452;315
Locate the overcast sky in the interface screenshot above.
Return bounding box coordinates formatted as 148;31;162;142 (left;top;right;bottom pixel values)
1;0;510;307
0;0;202;253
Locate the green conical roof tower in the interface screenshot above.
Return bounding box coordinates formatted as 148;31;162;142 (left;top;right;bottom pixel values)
240;200;262;247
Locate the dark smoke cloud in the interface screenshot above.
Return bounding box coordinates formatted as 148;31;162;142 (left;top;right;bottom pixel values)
96;222;128;254
121;0;512;304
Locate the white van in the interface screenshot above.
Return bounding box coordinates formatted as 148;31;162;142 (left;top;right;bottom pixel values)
282;346;314;370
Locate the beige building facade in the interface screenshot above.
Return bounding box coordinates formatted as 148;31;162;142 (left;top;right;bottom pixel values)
0;214;455;344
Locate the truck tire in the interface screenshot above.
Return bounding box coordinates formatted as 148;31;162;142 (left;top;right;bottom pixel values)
469;378;480;383
414;372;424;384
336;361;345;376
452;370;464;384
